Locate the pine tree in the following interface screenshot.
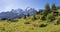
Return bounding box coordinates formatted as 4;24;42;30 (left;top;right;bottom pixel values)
45;3;50;13
43;3;50;16
52;4;57;10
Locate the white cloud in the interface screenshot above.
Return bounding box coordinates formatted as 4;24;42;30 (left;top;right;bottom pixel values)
0;0;19;12
0;0;30;12
3;5;13;11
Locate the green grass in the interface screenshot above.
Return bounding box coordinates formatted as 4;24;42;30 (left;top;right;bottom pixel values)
0;9;60;32
0;16;60;32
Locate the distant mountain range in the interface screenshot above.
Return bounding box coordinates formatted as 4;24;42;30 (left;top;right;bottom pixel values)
0;8;37;19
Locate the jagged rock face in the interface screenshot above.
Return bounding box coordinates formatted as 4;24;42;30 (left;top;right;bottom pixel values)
0;12;17;19
0;8;37;19
24;7;37;15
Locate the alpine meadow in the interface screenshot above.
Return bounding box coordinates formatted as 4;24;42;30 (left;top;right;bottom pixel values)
0;0;60;32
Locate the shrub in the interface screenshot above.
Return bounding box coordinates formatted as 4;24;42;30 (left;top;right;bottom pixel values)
24;15;27;19
27;14;30;17
33;15;37;21
41;15;46;20
8;19;18;22
1;18;8;20
18;17;21;19
49;17;55;22
53;11;59;16
24;22;30;24
47;13;56;22
33;24;38;27
54;19;60;25
0;27;5;31
39;24;47;27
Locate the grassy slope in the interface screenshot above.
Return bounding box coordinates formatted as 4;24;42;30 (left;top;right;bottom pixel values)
0;9;60;32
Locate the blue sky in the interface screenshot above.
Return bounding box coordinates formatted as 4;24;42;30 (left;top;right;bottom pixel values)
0;0;60;12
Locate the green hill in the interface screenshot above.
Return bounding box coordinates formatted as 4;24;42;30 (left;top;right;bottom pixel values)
0;4;60;32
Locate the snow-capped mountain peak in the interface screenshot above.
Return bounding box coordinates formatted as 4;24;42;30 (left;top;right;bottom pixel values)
0;8;37;19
